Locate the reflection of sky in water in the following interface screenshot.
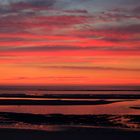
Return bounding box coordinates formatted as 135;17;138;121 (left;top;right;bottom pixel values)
0;99;140;115
0;90;140;131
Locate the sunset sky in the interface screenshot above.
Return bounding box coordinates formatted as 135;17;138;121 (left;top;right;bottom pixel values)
0;0;140;85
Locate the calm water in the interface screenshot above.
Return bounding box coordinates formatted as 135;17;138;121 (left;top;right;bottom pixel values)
0;90;140;114
0;99;140;115
0;89;140;131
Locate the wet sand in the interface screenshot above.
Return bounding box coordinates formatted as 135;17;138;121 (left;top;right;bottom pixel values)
0;112;140;129
130;106;140;110
0;99;123;105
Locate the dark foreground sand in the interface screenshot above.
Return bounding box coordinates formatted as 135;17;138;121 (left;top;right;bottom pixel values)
0;127;140;140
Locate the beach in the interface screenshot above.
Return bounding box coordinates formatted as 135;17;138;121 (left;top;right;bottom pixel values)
1;127;140;140
0;88;140;140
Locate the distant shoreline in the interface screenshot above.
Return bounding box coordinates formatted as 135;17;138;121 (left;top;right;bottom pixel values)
0;85;140;91
0;93;140;99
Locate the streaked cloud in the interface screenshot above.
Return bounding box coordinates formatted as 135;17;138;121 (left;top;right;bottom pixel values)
0;0;140;85
0;45;140;52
